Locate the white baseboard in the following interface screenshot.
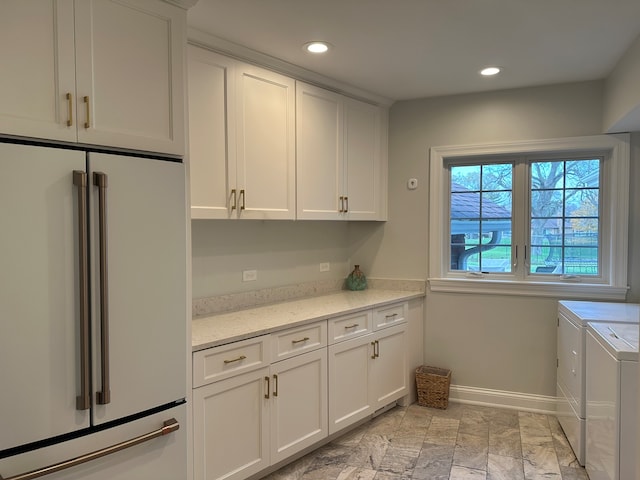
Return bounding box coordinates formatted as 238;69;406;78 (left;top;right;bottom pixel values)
449;385;557;414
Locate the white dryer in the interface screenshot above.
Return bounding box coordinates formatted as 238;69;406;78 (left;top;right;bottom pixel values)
585;322;638;480
556;301;639;466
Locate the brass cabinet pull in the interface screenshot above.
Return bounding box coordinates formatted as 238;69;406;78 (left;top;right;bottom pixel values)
239;189;245;210
291;337;310;345
223;355;246;364
264;376;270;399
344;196;349;212
230;189;237;210
371;340;379;359
73;171;90;411
0;418;179;480
83;95;90;129
273;374;278;397
93;172;110;405
66;93;73;126
344;324;359;330
338;196;345;213
385;313;398;319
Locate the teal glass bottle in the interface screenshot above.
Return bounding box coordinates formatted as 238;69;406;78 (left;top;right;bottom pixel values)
346;265;367;291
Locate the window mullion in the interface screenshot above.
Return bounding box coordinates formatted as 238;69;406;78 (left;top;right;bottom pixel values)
512;158;528;280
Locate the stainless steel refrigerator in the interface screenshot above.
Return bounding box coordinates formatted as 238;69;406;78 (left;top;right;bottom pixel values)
0;140;187;479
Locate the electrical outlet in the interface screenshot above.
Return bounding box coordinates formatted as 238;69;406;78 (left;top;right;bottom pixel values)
320;262;330;272
242;269;257;282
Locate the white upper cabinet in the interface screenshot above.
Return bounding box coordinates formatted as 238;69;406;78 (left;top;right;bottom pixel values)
235;64;296;219
0;0;185;155
296;81;387;221
188;46;296;219
188;46;236;219
343;97;386;220
0;1;77;142
296;84;343;219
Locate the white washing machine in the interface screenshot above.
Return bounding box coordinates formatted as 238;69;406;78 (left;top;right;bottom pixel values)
585;322;638;480
556;301;639;466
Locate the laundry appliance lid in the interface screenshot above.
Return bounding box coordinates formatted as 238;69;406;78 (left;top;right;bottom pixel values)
588;321;639;361
559;301;640;327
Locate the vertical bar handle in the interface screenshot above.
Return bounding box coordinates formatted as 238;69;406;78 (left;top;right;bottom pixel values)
344;196;349;213
239;189;246;210
83;96;90;129
66;93;73;127
230;189;237;210
94;172;111;405
339;196;345;213
264;376;270;399
273;374;279;397
73;171;90;411
371;341;376;359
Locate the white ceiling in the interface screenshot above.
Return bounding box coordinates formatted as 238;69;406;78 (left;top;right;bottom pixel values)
187;0;640;103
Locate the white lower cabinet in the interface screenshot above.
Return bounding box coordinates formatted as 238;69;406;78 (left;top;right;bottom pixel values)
270;348;328;464
370;323;409;408
328;322;408;434
193;302;408;480
193;328;327;480
193;367;270;480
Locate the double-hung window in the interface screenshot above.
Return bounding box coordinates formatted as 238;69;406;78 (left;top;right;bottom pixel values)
428;135;630;299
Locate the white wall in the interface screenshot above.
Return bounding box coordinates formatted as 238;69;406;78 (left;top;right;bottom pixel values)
191;220;350;298
349;80;640;399
628;132;640;303
603;33;640;133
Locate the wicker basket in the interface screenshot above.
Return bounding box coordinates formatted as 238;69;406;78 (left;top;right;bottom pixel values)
416;366;451;409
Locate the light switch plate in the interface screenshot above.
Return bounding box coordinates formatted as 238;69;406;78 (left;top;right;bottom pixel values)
242;269;257;282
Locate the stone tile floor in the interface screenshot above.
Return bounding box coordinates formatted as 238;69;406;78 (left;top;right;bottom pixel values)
261;403;589;480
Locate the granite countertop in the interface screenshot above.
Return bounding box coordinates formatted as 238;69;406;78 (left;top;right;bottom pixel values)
192;289;424;352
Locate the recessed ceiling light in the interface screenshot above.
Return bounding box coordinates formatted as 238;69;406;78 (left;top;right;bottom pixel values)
304;41;330;54
480;66;502;76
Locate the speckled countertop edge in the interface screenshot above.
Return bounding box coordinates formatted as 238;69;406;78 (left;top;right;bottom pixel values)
192;289;425;352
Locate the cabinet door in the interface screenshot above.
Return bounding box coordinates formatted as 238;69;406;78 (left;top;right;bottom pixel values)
328;335;374;435
371;324;408;410
343;98;383;220
193;368;270;480
0;0;77;142
235;64;296;219
74;0;185;155
270;349;328;463
0;143;88;451
89;153;186;425
296;82;343;220
188;46;236;219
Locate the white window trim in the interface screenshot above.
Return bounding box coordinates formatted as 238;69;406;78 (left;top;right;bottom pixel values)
428;134;630;300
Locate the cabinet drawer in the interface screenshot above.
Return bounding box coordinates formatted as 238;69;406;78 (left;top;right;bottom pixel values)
328;310;372;344
373;302;407;330
193;335;270;388
271;321;327;362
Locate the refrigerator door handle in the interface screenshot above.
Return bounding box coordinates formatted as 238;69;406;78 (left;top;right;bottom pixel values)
73;171;91;411
0;418;180;480
93;172;111;405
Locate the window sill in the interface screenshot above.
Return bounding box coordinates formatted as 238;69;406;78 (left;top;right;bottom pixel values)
428;277;628;300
